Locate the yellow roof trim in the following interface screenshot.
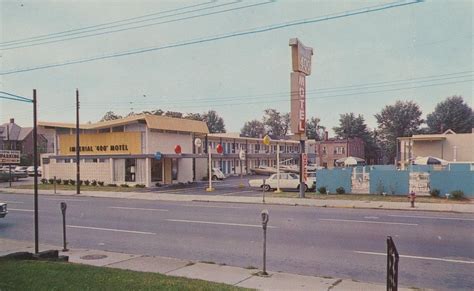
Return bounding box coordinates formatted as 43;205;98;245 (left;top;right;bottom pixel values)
39;114;209;134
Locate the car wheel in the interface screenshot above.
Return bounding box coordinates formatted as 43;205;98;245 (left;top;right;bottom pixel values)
212;175;218;181
262;184;271;191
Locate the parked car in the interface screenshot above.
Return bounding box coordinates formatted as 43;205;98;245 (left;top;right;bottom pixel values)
27;166;42;176
0;172;25;182
0;165;14;173
0;202;7;218
249;173;316;192
211;168;225;180
10;166;28;179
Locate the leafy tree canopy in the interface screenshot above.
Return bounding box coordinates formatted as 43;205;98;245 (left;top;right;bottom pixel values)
426;96;473;133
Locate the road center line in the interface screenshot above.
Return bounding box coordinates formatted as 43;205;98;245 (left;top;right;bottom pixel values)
388;214;474;221
9;208;34;212
108;206;168;212
181;204;247;209
3;201;24;204
44;198;89;202
166;219;277;228
67;225;156;235
354;251;474;264
319;218;418;226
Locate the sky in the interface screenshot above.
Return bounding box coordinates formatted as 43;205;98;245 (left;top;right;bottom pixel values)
0;0;472;135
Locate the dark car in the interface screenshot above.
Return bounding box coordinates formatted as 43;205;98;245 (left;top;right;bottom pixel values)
0;202;7;218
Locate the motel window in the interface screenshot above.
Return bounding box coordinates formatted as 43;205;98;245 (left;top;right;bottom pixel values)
342;147;345;154
84;159;94;163
112;126;124;132
323;146;327;155
98;158;107;163
125;158;136;182
99;128;110;133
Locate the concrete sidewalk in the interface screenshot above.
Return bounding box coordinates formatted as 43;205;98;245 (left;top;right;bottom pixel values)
0;238;424;291
1;187;473;213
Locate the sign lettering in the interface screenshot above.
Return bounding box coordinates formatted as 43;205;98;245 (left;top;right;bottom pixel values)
58;132;141;156
0;150;21;164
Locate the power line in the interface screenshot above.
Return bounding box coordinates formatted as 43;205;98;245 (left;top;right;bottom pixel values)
0;0;216;46
0;0;423;75
0;91;32;102
79;78;473;110
79;71;473;107
1;0;274;51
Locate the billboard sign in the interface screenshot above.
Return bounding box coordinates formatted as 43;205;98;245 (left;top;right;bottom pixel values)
0;150;21;164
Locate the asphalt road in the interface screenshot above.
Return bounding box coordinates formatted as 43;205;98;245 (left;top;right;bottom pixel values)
1;192;473;290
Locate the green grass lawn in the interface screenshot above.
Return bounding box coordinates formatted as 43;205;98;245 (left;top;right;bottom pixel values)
0;259;250;291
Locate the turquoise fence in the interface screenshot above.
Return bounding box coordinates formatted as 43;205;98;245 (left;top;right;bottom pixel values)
430;171;474;197
369;170;409;195
316;169;352;193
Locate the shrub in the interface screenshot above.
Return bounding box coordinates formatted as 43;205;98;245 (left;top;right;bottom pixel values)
98;181;104;186
135;184;146;188
155;182;162;187
120;184;129;188
41;178;48;184
107;183;117;187
48;178;54;184
90;180;97;186
430;188;440;197
336;187;345;194
63;179;70;185
450;190;464;200
84;180;90;186
69;179;75;186
318;186;327;194
56;178;62;185
78;180;83;186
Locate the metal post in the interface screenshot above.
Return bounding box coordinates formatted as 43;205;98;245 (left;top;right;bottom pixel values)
276;144;281;193
76;89;80;194
54;176;57;194
7;123;12;188
299;140;305;198
261;210;269;276
206;145;213;191
262;179;266;203
33;89;39;254
60;202;68;251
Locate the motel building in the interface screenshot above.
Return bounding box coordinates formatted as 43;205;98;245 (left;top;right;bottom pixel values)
39;114;316;187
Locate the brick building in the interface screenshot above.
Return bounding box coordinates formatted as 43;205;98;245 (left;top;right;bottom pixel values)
315;132;365;168
0;118;48;165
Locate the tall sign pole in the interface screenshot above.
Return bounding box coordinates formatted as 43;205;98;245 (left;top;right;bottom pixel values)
76;89;80;195
33;89;39;254
289;38;313;198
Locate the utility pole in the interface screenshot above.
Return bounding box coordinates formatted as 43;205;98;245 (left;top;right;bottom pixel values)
76;89;80;194
33;89;39;254
7;122;11;188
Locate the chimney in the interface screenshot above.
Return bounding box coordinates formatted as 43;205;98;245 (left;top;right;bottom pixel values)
325;131;329;141
9;118;14;124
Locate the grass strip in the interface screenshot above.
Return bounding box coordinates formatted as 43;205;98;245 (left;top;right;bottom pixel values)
0;259;250;291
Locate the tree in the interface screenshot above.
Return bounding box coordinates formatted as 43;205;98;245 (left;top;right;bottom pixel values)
163;111;183;118
333;113;378;162
184;113;204;121
306;117;325;140
203;110;226;133
375;100;423;163
426;96;474;133
241;120;265;138
100;111;122;121
262;108;289;137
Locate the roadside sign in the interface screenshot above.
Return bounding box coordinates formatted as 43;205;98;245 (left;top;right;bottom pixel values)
301;153;308;182
0;150;20;164
154;152;162;161
239;150;246;161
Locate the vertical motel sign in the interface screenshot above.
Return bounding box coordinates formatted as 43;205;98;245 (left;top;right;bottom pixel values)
289;38;313;135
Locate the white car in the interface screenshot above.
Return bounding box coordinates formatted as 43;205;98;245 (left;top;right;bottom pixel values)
249;173;316;192
27;166;42;176
211;168;225;180
14;166;28;174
